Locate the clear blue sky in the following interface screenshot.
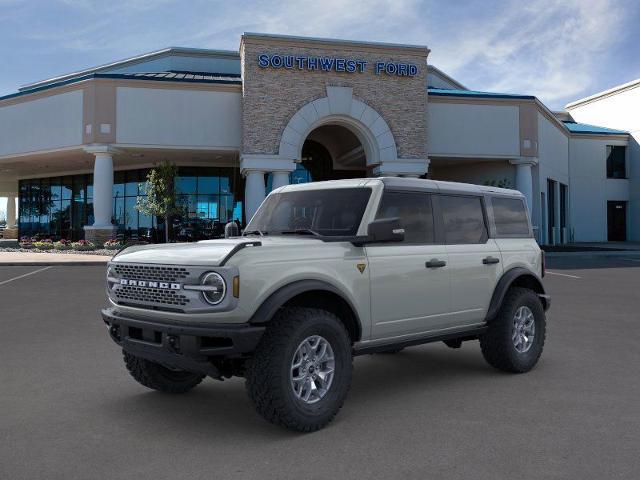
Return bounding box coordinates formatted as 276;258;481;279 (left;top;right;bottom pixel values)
1;0;639;216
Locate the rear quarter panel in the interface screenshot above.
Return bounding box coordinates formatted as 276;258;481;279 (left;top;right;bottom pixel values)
494;238;541;276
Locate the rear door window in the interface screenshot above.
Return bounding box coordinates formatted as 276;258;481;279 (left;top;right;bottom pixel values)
440;195;488;244
492;197;530;236
376;191;434;244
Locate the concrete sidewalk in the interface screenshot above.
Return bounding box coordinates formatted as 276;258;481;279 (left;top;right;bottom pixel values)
0;251;112;266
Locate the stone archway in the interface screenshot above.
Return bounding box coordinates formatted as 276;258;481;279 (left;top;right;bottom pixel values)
278;86;398;168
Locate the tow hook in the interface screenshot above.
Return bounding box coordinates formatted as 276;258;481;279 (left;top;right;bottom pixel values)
167;334;181;353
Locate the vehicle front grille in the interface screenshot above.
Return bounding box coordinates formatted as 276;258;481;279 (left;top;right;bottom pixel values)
114;285;190;308
113;264;189;282
109;263;195;311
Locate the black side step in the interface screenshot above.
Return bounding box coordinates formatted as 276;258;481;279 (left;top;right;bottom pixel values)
353;326;487;356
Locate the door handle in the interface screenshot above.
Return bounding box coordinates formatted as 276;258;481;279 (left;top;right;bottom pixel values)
426;259;447;268
482;256;500;265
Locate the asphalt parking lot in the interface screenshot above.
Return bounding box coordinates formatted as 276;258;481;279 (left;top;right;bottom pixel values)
1;256;639;480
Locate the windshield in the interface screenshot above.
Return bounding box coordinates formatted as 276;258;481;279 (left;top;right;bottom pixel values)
245;187;372;237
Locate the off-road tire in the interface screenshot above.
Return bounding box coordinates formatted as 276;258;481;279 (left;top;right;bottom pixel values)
123;351;205;393
479;287;546;373
245;307;353;432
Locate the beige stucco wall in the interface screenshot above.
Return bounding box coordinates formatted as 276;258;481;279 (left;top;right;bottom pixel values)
427;101;520;157
116;86;242;148
240;35;429;160
0;90;83;157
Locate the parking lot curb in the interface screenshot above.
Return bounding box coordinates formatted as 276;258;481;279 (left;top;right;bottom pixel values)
544;250;640;258
0;261;110;266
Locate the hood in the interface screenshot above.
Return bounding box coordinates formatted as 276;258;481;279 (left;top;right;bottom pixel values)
111;236;325;266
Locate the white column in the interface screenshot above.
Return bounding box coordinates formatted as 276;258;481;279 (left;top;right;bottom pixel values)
271;171;290;191
510;158;537;216
6;195;16;228
244;170;266;222
91;152;115;227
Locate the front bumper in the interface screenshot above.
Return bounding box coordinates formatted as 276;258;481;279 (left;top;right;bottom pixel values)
102;307;265;377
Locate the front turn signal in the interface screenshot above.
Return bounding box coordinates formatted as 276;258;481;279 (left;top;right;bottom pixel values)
232;276;240;298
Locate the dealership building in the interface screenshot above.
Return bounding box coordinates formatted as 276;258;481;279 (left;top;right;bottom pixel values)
0;33;637;244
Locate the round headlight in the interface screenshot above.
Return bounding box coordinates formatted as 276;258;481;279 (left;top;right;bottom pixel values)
201;272;226;305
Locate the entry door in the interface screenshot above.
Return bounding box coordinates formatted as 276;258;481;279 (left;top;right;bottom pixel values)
366;191;452;339
438;195;503;325
608;201;627;241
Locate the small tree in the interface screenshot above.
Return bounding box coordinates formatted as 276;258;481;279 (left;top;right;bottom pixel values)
136;161;181;243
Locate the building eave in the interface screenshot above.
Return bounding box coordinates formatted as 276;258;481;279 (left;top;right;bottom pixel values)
2;73;242;105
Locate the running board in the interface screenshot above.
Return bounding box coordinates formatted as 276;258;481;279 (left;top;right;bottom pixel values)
353;326;488;356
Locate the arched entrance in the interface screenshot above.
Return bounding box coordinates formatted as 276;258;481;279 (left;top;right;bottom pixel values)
298;124;367;182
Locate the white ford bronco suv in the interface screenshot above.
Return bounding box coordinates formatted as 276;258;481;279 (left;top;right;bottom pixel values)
102;177;550;432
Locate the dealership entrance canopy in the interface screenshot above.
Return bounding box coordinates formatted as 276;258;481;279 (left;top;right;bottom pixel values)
0;33;636;244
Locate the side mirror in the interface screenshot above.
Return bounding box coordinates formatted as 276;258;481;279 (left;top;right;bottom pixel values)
366;217;405;243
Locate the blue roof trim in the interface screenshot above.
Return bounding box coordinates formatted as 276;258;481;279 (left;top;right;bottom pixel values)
428;87;535;100
562;121;628;135
0;72;242;102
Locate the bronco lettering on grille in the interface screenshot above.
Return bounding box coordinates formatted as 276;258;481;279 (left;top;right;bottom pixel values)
119;279;181;290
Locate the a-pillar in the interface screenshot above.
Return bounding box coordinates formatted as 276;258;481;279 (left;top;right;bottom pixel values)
83;145;118;245
510;158;538;217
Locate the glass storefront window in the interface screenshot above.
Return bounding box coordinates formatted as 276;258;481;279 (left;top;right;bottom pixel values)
18;166;243;242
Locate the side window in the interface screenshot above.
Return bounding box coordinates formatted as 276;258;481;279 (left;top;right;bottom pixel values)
440;195;488;244
492;197;530;236
375;191;434;244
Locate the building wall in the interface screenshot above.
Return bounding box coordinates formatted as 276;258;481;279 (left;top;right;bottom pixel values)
0;90;83;156
569;137;629;241
427;102;520;157
240;36;429;159
567;85;640;241
115;87;242;148
536;112;569;242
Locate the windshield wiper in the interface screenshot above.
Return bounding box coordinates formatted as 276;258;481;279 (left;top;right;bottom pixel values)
243;230;267;236
279;229;321;237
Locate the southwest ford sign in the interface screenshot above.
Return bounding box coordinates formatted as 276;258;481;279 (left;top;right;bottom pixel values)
257;54;418;77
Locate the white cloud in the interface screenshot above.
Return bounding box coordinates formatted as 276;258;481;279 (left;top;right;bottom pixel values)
426;0;628;107
3;0;635;109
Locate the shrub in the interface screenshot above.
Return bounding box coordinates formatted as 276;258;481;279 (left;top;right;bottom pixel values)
19;236;34;249
103;239;125;250
33;239;54;250
71;240;96;251
54;239;73;250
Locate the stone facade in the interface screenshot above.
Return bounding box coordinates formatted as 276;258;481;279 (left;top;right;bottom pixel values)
84;226;116;246
240;34;429;162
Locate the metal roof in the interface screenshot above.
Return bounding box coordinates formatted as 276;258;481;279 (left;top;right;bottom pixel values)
562;121;628;135
19;47;240;92
0;71;242;103
428;87;535;100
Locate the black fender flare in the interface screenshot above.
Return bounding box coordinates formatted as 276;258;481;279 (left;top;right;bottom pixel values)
248;279;363;340
485;267;549;322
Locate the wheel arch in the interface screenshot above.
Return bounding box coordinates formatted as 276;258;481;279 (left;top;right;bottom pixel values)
485;268;548;322
249;280;362;342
